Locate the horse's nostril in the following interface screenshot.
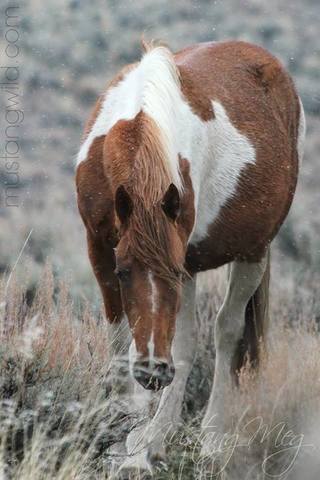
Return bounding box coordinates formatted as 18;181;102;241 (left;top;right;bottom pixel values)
133;360;175;391
155;361;175;382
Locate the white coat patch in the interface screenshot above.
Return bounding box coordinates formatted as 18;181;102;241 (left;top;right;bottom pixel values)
128;339;138;378
174;100;256;244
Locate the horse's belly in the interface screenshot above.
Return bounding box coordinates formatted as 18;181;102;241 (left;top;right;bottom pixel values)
186;156;298;273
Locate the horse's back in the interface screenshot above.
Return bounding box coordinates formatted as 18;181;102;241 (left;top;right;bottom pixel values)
175;40;300;145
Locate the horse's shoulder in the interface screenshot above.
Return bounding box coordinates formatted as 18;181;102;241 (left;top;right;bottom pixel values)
76;143;114;236
76;63;140;233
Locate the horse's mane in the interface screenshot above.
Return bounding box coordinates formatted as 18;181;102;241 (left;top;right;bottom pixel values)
128;115;186;287
106;44;187;286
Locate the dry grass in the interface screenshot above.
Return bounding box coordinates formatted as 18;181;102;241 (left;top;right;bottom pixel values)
221;323;320;479
0;265;319;479
0;264;136;479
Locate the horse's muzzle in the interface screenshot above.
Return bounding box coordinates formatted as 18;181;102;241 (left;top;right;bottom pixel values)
133;359;175;391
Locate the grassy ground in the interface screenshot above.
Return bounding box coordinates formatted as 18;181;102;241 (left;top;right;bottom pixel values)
1;3;319;477
1;0;320;301
0;263;320;479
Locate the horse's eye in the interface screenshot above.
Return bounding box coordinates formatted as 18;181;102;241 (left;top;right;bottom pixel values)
114;268;131;282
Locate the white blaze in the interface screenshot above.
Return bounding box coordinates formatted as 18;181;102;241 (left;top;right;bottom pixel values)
148;270;158;315
147;271;158;361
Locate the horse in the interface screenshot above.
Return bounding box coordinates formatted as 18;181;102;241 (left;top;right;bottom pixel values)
75;40;305;476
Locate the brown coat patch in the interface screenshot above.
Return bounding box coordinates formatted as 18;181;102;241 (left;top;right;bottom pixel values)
177;41;300;271
76;137;122;322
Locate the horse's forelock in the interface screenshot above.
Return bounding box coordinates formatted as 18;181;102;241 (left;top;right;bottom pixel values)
127;201;186;289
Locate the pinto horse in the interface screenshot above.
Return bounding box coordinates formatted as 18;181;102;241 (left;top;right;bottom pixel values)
76;40;305;475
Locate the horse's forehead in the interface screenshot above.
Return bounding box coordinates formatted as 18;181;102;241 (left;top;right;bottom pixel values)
105;111;144;151
103;113;143;188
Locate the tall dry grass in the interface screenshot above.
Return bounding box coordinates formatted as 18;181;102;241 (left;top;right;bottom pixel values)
0;264;319;479
0;263;136;479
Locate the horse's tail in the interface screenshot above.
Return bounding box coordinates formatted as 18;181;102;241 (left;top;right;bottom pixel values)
232;248;270;377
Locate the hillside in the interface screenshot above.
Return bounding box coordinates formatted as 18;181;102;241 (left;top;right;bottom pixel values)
0;0;319;300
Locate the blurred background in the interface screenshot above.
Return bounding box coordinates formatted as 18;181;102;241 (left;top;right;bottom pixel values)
0;0;319;304
0;3;319;477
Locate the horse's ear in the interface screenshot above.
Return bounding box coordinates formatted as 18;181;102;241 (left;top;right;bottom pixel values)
115;185;133;224
162;183;180;221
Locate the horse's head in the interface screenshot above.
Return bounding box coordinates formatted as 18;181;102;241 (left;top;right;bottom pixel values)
114;182;189;390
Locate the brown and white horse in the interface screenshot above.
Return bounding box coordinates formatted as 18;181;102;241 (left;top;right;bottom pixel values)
76;40;305;476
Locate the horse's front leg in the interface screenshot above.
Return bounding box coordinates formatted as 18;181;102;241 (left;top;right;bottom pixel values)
200;256;268;463
104;318;160;479
145;278;197;466
85;232;133;472
117;278;197;477
115;341;159;478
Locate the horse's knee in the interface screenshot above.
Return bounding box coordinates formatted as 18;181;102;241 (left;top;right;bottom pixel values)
214;306;246;352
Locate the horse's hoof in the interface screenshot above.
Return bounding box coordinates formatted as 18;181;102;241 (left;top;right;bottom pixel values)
196;456;226;479
116;466;153;479
115;457;153;480
147;446;168;472
150;456;169;475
